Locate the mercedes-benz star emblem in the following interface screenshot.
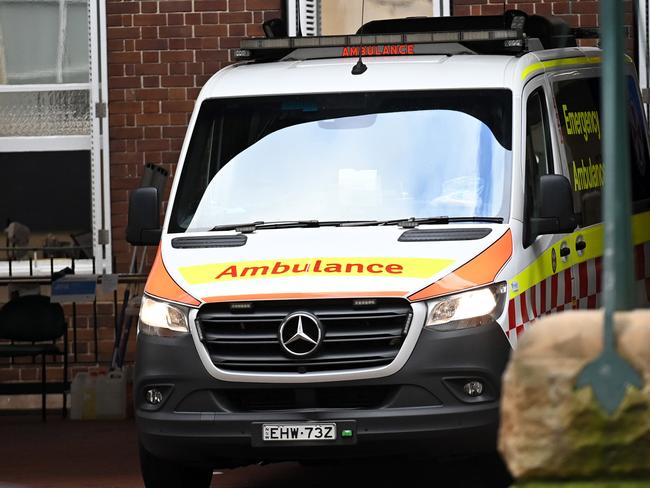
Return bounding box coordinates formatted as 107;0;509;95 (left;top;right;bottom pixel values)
279;312;323;357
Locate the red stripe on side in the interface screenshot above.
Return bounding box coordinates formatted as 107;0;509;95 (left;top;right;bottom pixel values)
540;279;547;314
530;285;538;319
551;273;558;309
595;256;603;293
516;325;525;337
508;299;516;331
587;294;597;309
520;293;530;324
557;305;565;312
579;262;588;298
635;245;645;281
564;269;573;307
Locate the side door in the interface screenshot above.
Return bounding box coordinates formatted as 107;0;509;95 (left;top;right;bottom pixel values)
508;78;577;342
549;68;650;310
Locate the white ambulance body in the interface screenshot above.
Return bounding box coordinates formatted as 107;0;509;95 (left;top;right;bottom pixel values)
127;12;650;488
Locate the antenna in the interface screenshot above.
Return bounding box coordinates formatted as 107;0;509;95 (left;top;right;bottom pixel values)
351;0;368;75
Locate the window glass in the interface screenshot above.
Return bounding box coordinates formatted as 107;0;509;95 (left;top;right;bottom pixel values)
553;75;650;226
524;87;554;245
0;151;93;261
169;90;513;233
0;0;89;84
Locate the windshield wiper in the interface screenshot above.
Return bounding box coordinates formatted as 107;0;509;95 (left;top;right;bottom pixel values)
346;216;505;228
210;216;504;233
210;220;376;233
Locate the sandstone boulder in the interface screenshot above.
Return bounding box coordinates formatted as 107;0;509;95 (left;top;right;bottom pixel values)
499;310;650;480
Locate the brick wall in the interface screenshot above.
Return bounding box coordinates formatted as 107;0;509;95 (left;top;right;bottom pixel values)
107;0;283;272
452;0;636;53
0;287;139;411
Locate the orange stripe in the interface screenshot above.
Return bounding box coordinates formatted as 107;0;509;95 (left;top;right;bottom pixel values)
408;229;513;302
145;247;200;306
202;291;407;303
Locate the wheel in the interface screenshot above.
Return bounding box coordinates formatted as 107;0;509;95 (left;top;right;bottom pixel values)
139;442;213;488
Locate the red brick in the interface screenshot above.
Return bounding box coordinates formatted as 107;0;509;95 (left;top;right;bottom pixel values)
134;63;169;75
143;101;160;113
186;38;203;49
141;1;157;13
159;0;192;12
107;2;140;14
107;27;141;39
552;2;571;14
161;50;194;62
168;88;187;99
228;0;245;11
579;14;598;27
133;13;166;26
219;11;252;23
229;24;245;36
162;75;194;87
220;36;243;48
185;13;202;24
111;76;141;89
140;26;158;39
108;52;142;64
246;24;264;37
163;126;187;138
135;38;168;50
137;139;170;152
534;3;552;15
136;113;171;126
170;113;190;125
143;76;161;87
169;38;186;49
134;88;168;100
196;50;229;62
144;126;161;138
170;62;187;75
246;0;281;9
195;0;228;11
194;24;228;37
160;25;193;38
573;2;598;14
202;12;220;23
142;51;159;63
162;100;195;112
110;126;144;139
167;13;185;25
107;39;125;52
162;151;182;164
111;101;142;114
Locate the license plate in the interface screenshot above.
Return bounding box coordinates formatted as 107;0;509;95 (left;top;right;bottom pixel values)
262;423;337;442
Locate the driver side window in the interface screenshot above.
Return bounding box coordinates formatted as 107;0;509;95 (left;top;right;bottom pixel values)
524;87;554;246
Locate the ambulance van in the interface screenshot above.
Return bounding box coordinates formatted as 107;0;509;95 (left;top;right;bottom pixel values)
127;11;650;487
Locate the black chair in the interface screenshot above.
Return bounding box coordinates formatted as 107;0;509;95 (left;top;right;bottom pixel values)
0;295;68;421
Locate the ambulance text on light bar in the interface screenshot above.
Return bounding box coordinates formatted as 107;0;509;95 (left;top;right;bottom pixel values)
238;28;522;54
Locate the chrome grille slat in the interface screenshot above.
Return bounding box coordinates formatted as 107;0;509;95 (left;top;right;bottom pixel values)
196;298;412;374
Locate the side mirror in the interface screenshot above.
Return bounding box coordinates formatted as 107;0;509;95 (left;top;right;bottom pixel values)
528;174;577;243
126;187;162;246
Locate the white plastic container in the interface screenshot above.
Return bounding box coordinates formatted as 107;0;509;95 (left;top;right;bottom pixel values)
96;370;127;419
70;372;97;420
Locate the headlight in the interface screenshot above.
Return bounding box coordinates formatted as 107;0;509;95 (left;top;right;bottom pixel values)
138;295;190;337
424;282;507;331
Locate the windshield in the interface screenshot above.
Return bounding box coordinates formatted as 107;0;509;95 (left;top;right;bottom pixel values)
169;90;512;233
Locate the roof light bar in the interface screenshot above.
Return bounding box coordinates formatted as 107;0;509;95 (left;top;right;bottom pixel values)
237;28;524;60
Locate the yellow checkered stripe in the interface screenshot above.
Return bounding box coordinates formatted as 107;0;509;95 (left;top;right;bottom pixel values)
509;210;650;300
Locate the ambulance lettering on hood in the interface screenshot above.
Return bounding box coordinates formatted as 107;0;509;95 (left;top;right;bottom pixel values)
179;257;455;285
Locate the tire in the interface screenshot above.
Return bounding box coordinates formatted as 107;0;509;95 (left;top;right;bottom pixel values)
139;442;213;488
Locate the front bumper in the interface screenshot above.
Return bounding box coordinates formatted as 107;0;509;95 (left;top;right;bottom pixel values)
135;320;510;466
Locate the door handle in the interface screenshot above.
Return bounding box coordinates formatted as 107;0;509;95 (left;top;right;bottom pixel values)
575;235;586;256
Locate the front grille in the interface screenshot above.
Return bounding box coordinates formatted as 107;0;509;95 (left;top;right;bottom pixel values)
196;298;412;374
218;386;397;411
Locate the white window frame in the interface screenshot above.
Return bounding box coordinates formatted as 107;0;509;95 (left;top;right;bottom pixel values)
0;0;112;275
